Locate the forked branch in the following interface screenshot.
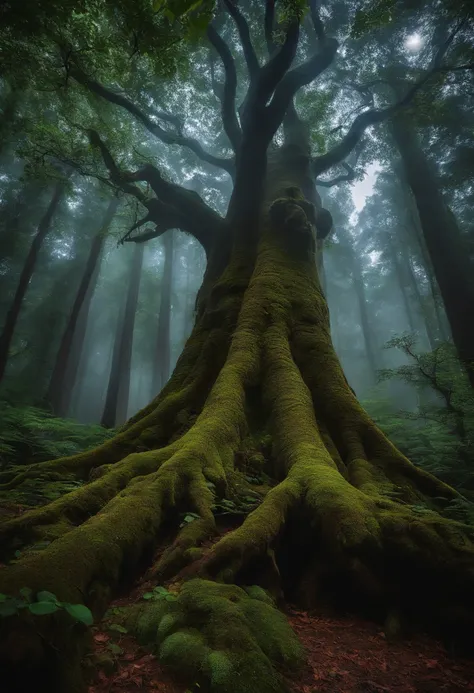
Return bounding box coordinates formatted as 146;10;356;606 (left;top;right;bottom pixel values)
207;24;242;152
71;66;235;177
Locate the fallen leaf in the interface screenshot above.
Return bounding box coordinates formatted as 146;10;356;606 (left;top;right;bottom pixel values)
425;659;438;669
94;633;110;643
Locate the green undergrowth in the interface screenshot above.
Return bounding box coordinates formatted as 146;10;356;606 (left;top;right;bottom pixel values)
110;579;302;693
0;402;114;512
0;402;114;469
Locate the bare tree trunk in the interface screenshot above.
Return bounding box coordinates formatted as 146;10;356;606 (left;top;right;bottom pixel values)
391;113;474;387
151;231;174;397
0;181;65;383
46;198;118;416
101;243;144;428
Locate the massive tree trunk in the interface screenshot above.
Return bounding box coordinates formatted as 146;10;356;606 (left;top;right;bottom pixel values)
1;141;474;693
390;113;474;387
46;198;119;416
101;242;144;428
151;230;173;397
0;181;65;383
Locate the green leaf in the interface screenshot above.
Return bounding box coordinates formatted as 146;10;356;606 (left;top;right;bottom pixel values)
165;594;177;602
0;601;18;617
37;590;58;603
14;550;21;558
0;594;7;603
143;592;155;600
153;586;169;595
64;603;93;626
19;587;33;602
107;642;123;655
108;623;127;633
28;601;59;615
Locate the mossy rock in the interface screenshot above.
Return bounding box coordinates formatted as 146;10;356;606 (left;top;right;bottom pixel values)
159;628;210;678
121;579;301;692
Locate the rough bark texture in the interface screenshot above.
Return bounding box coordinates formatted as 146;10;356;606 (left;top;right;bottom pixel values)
1;142;474;693
46;198;119;416
0;181;65;383
390;113;474;387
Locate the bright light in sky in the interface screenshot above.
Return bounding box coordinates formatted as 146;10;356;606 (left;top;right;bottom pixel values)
405;33;423;52
351;163;381;212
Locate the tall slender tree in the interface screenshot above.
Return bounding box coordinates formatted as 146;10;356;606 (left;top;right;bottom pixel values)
0;180;66;383
101;242;144;428
46;197;119;415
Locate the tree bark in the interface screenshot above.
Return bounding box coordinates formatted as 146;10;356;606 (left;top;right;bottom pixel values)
390;113;474;387
0;181;65;383
151;231;174;397
101;243;144;428
46;198;119;416
1;141;474;693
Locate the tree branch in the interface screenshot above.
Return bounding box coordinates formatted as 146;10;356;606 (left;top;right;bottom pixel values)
71;66;235;177
308;0;325;43
264;0;276;56
125;164;226;255
316;162;356;187
207;24;242;152
222;0;259;79
87;129;148;202
265;37;338;135
311;51;467;177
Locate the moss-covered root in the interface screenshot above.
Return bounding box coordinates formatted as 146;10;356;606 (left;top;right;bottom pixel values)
121;579;302;693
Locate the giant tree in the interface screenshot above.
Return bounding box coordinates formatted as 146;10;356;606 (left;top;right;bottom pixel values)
1;3;474;693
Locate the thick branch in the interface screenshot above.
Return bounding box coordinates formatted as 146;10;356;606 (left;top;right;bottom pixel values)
71;66;235;177
207;24;242;152
125;164;226;255
222;0;259;78
316;162;356;187
264;0;276;56
266;37;338;136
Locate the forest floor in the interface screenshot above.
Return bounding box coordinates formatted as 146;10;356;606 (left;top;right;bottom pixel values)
87;528;474;693
2;501;474;693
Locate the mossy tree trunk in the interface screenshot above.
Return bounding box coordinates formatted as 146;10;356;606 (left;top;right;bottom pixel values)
1;8;474;693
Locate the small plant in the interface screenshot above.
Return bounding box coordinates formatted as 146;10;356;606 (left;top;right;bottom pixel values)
0;588;93;625
142;586;177;603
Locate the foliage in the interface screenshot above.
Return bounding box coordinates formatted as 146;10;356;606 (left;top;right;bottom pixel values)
0;588;93;625
0;402;114;469
364;335;474;490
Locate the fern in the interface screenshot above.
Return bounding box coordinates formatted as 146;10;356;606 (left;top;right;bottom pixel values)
0;402;114;470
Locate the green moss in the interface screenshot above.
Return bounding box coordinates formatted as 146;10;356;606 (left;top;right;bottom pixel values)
159;628;210;678
122;579;300;693
243;585;274;604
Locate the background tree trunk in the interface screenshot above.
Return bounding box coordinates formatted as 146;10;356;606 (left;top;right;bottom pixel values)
46;198;118;415
0;181;65;383
101;243;144;428
390;113;474;386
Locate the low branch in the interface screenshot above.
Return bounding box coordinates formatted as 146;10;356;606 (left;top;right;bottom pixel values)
222;0;259;78
71;66;235;177
125;164;226;254
87;129;148;202
316;162;356;187
207;24;242;152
